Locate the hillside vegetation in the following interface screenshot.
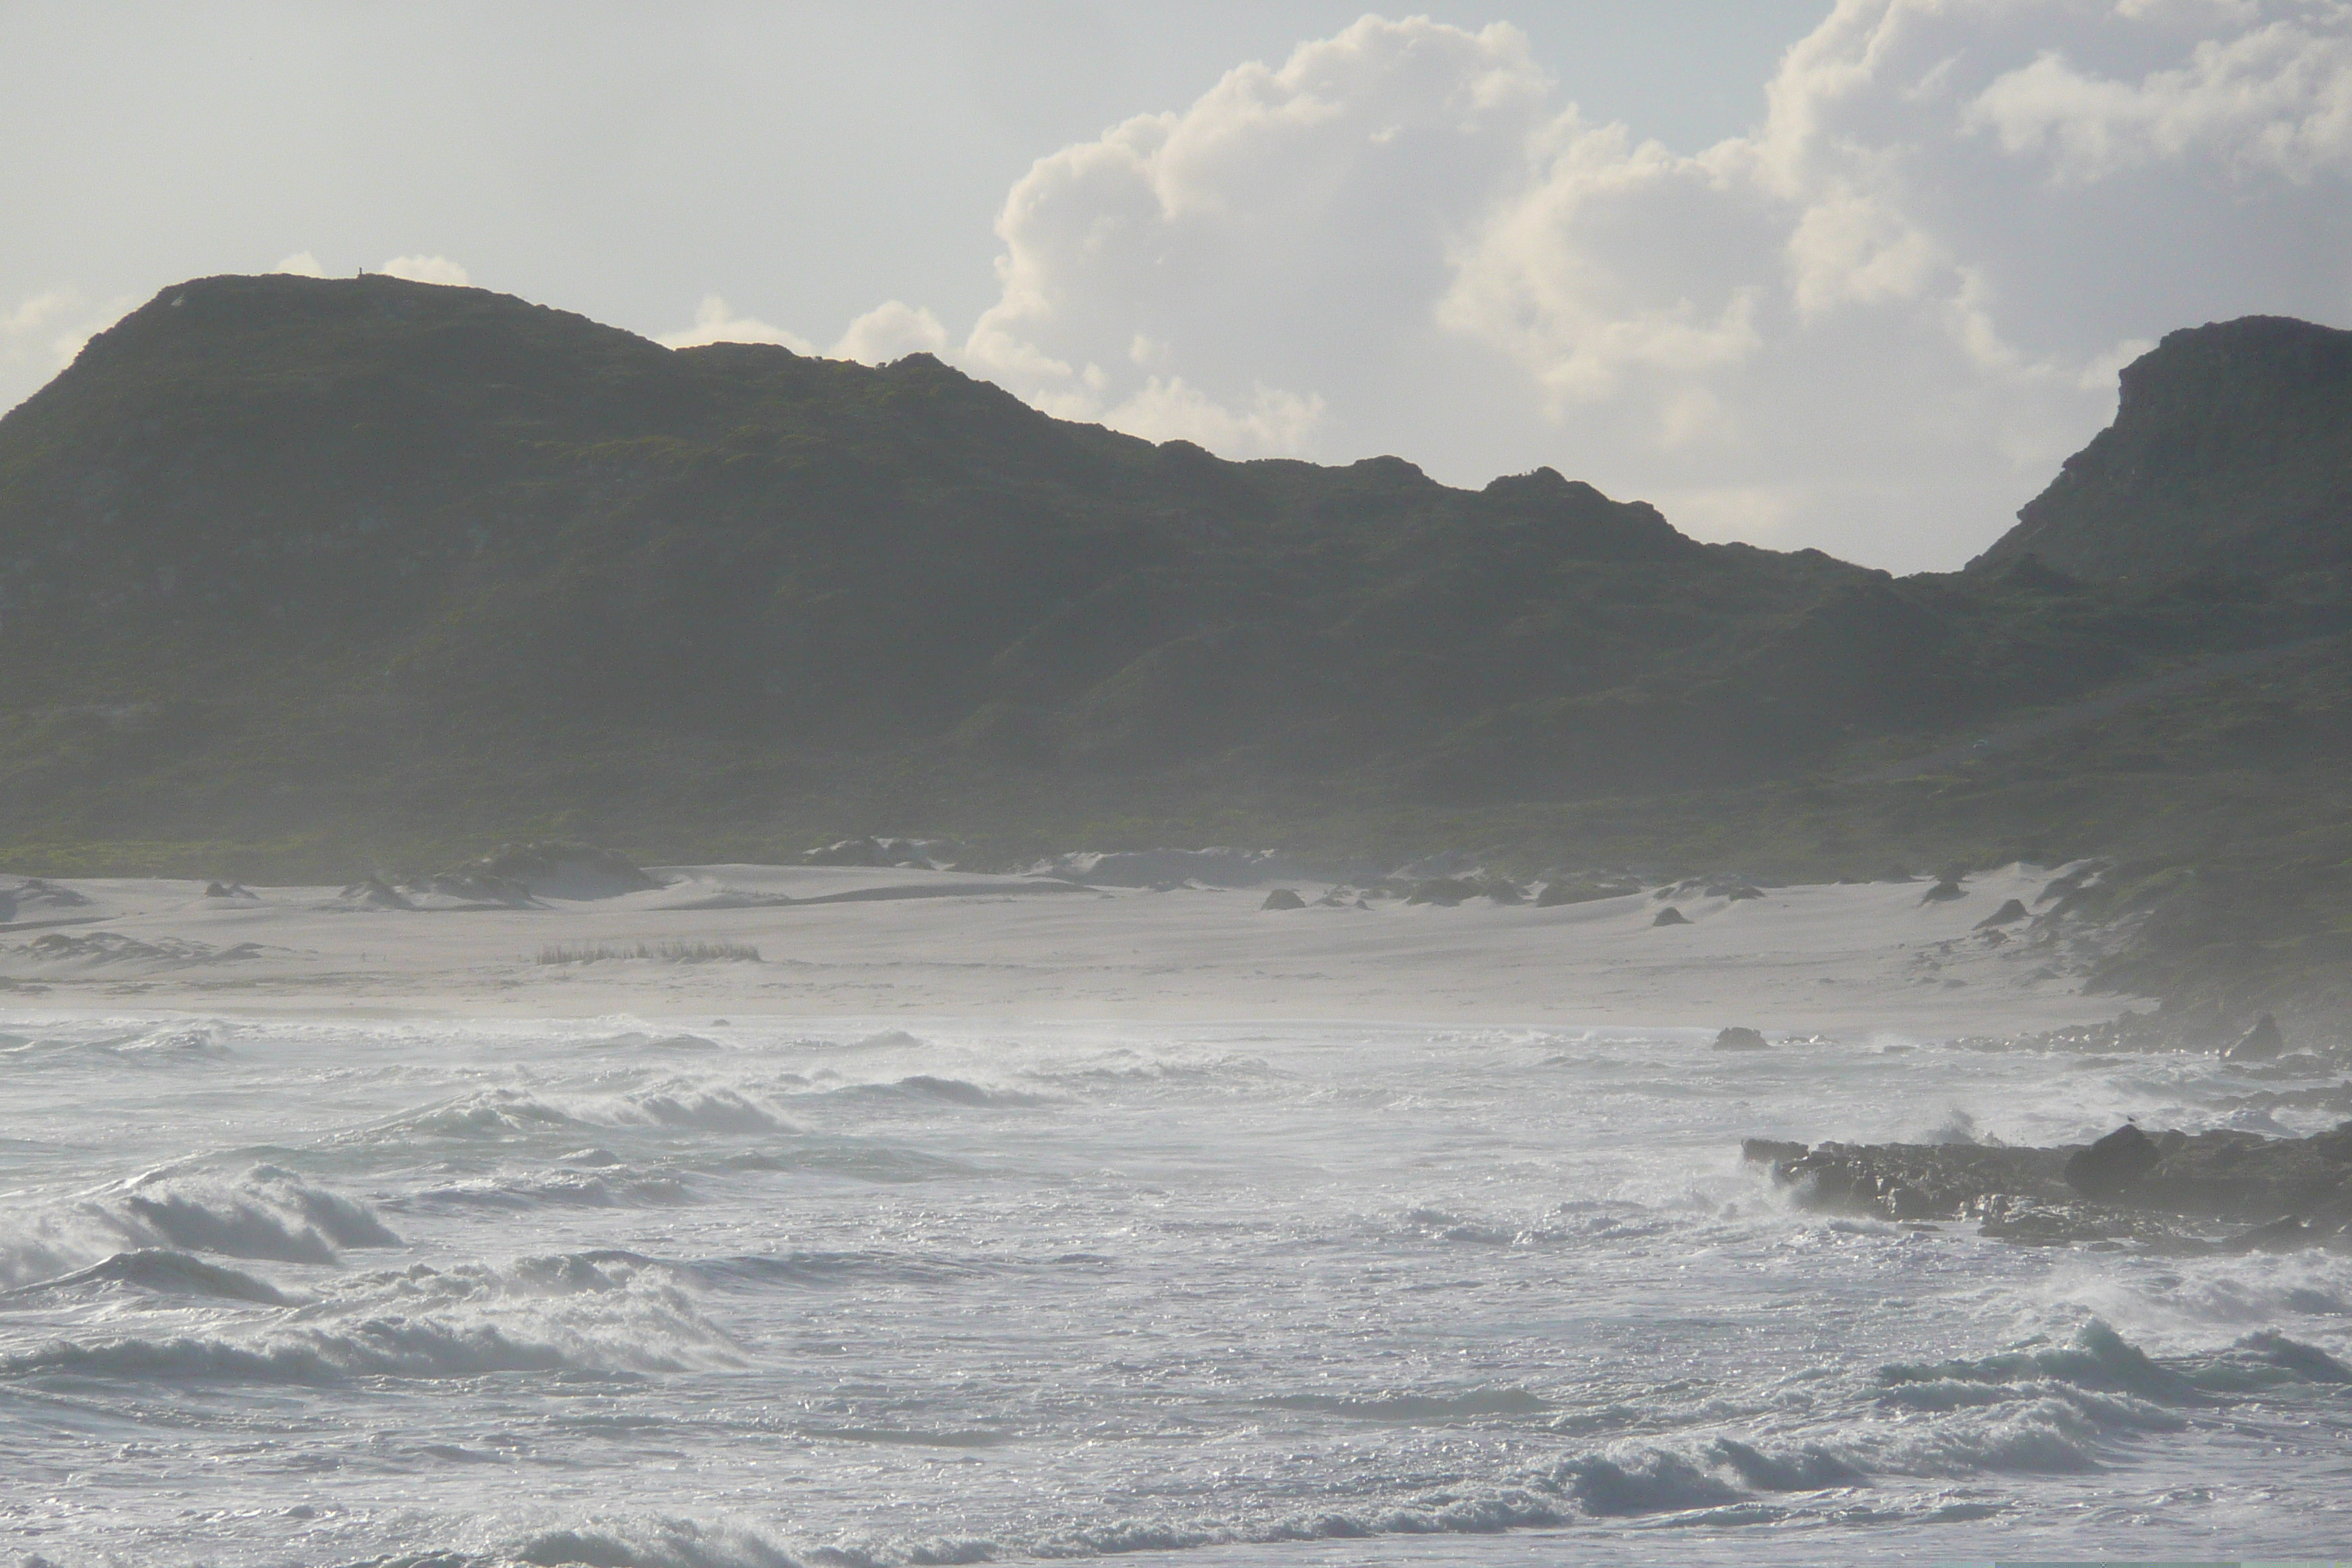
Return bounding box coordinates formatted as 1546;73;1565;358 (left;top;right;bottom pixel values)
1;276;2348;1024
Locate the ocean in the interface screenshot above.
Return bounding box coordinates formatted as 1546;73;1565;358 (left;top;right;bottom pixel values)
1;1013;2347;1564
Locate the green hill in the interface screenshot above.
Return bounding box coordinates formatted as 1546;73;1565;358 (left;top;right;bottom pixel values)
2;275;2348;1027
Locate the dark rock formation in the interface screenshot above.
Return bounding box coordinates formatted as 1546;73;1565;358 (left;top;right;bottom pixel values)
2228;1013;2286;1061
1919;879;1966;903
421;870;535;904
2066;1123;2162;1198
1406;877;1481;907
1260;888;1307;911
339;877;415;911
1713;1027;1769;1051
1972;317;2352;579
1745;1120;2352;1247
1653;906;1691;927
1975;898;2029;928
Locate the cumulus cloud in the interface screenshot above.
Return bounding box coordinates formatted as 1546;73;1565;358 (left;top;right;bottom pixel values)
1;287;132;387
272;251;328;277
378;255;470;286
832;300;949;364
1967;10;2352;181
656;295;816;353
655;295;951;365
952;1;2352;569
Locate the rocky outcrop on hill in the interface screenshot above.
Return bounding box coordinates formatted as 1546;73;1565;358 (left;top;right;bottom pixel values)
1975;316;2352;579
1744;1120;2352;1249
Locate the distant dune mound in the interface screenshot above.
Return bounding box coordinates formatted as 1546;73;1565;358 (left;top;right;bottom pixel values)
440;842;662;901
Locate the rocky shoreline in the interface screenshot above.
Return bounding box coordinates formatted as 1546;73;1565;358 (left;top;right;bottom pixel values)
1744;1120;2352;1251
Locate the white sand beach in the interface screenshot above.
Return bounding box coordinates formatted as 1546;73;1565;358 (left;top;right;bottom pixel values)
0;860;2138;1033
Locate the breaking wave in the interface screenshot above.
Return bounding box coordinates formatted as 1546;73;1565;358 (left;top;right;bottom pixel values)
826;1075;1040;1109
403;1170;698;1211
1;1250;737;1385
2;1247;293;1304
382;1085;791;1141
0;1165;396;1285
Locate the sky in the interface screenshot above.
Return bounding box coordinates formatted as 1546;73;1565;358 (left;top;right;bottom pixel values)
4;1;2349;573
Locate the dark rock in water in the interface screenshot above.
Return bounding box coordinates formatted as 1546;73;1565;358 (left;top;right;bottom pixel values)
2228;1012;2285;1061
1260;888;1307;911
1919;879;1966;903
1713;1026;1769;1051
1406;877;1481;907
2067;1123;2162;1198
1974;898;2029;929
1652;906;1691;927
2223;1215;2320;1254
1748;1118;2352;1243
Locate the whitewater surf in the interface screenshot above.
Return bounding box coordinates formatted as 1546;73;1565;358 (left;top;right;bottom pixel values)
1;1012;2347;1564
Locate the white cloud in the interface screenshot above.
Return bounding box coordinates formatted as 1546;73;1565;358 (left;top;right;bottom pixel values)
832;299;948;364
1102;377;1327;453
2;290;78;341
655;295;951;366
377;254;470;287
965;15;1550;457
1;287;132;388
1967;15;2352;180
949;1;2352;568
656;295;816;352
272;251;328;277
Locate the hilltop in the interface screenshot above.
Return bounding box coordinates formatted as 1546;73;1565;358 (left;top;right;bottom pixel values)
1976;316;2352;580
